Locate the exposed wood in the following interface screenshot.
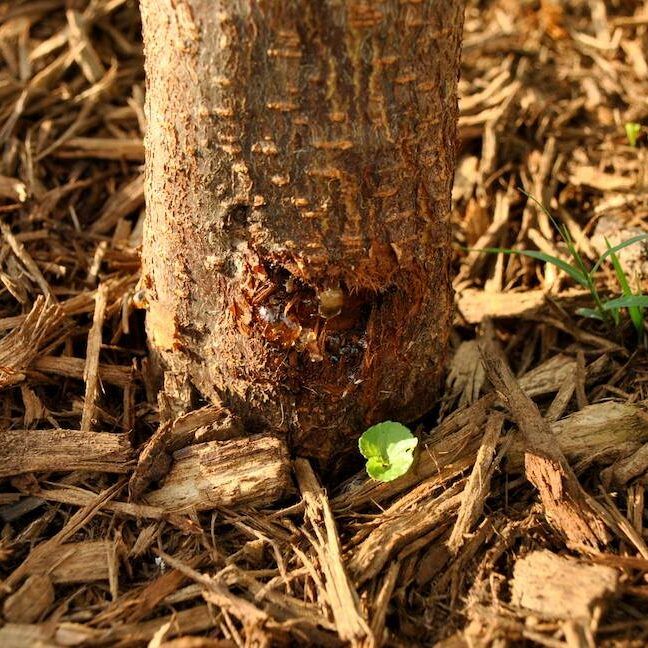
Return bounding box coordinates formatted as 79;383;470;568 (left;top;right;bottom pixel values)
479;330;609;551
606;443;648;487
31;355;134;387
448;412;504;554
0;297;67;390
457;288;591;324
145;435;292;511
348;480;465;584
511;550;619;620
0;606;217;647
0;429;132;478
81;283;108;431
66;9;105;83
507;402;648;473
2;574;54;623
91;173;145;234
4;481;125;592
294;459;371;646
130;404;245;500
53;136;144;160
26;540;113;583
0;222;56;300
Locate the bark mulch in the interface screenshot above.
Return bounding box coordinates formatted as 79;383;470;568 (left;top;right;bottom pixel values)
1;1;648;646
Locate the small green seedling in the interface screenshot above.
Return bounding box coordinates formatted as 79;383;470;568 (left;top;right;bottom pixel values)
358;421;418;482
625;122;642;147
467;191;648;345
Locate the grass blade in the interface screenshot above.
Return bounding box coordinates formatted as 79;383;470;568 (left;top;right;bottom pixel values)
590;233;648;275
602;295;648;310
606;239;644;338
576;307;604;320
519;189;564;234
464;246;589;287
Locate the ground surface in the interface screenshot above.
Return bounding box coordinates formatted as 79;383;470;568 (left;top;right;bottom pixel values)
1;1;648;646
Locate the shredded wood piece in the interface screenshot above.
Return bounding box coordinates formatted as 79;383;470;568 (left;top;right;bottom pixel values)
145;435;292;511
294;458;372;646
81;283;108;431
0;429;132;478
91;173;144;234
26;540;113;583
448;412;504;554
2;574;54;623
4;479;126;591
0;297;66;389
0;222;55;300
511;550;619;620
479;328;610;551
66;10;105;83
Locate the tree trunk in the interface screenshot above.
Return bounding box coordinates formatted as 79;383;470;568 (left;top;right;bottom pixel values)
140;0;463;460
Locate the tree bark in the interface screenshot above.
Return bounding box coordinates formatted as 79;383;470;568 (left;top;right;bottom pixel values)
140;0;464;459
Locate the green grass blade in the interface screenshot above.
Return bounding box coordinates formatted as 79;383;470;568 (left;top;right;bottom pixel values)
576;307;604;320
602;294;648;310
519;189;564;235
590;233;648;275
562;229;592;284
606;239;644;337
464;246;589;287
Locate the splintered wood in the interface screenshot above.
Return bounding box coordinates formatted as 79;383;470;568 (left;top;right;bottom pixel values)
448;412;504;553
80;283;107;431
0;429;132;477
511;550;619;620
479;331;610;551
295;459;371;646
0;297;66;389
145;435;292;511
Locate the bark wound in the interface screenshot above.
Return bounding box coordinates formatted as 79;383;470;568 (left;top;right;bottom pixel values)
141;0;463;459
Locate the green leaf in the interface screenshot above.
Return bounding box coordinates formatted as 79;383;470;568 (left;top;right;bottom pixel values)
465;246;589;287
625;122;642;147
358;421;418;482
590;233;648;275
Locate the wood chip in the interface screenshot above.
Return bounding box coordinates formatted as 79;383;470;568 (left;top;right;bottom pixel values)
26;540;113;583
457;288;591;324
66;10;105;83
511;550;619;620
2;574;54;623
91;173;144;234
81;283;108;431
479;328;609;551
348;480;464;584
507;402;648;473
0;297;66;389
145;435;292;511
0;429;132;477
448;412;504;554
294;459;372;646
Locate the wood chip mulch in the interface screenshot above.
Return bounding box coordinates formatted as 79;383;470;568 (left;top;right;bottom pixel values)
1;1;648;646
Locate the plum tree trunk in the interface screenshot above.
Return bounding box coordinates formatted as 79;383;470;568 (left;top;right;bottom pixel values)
140;0;464;460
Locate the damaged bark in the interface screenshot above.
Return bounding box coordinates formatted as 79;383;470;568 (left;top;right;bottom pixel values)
140;1;463;458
